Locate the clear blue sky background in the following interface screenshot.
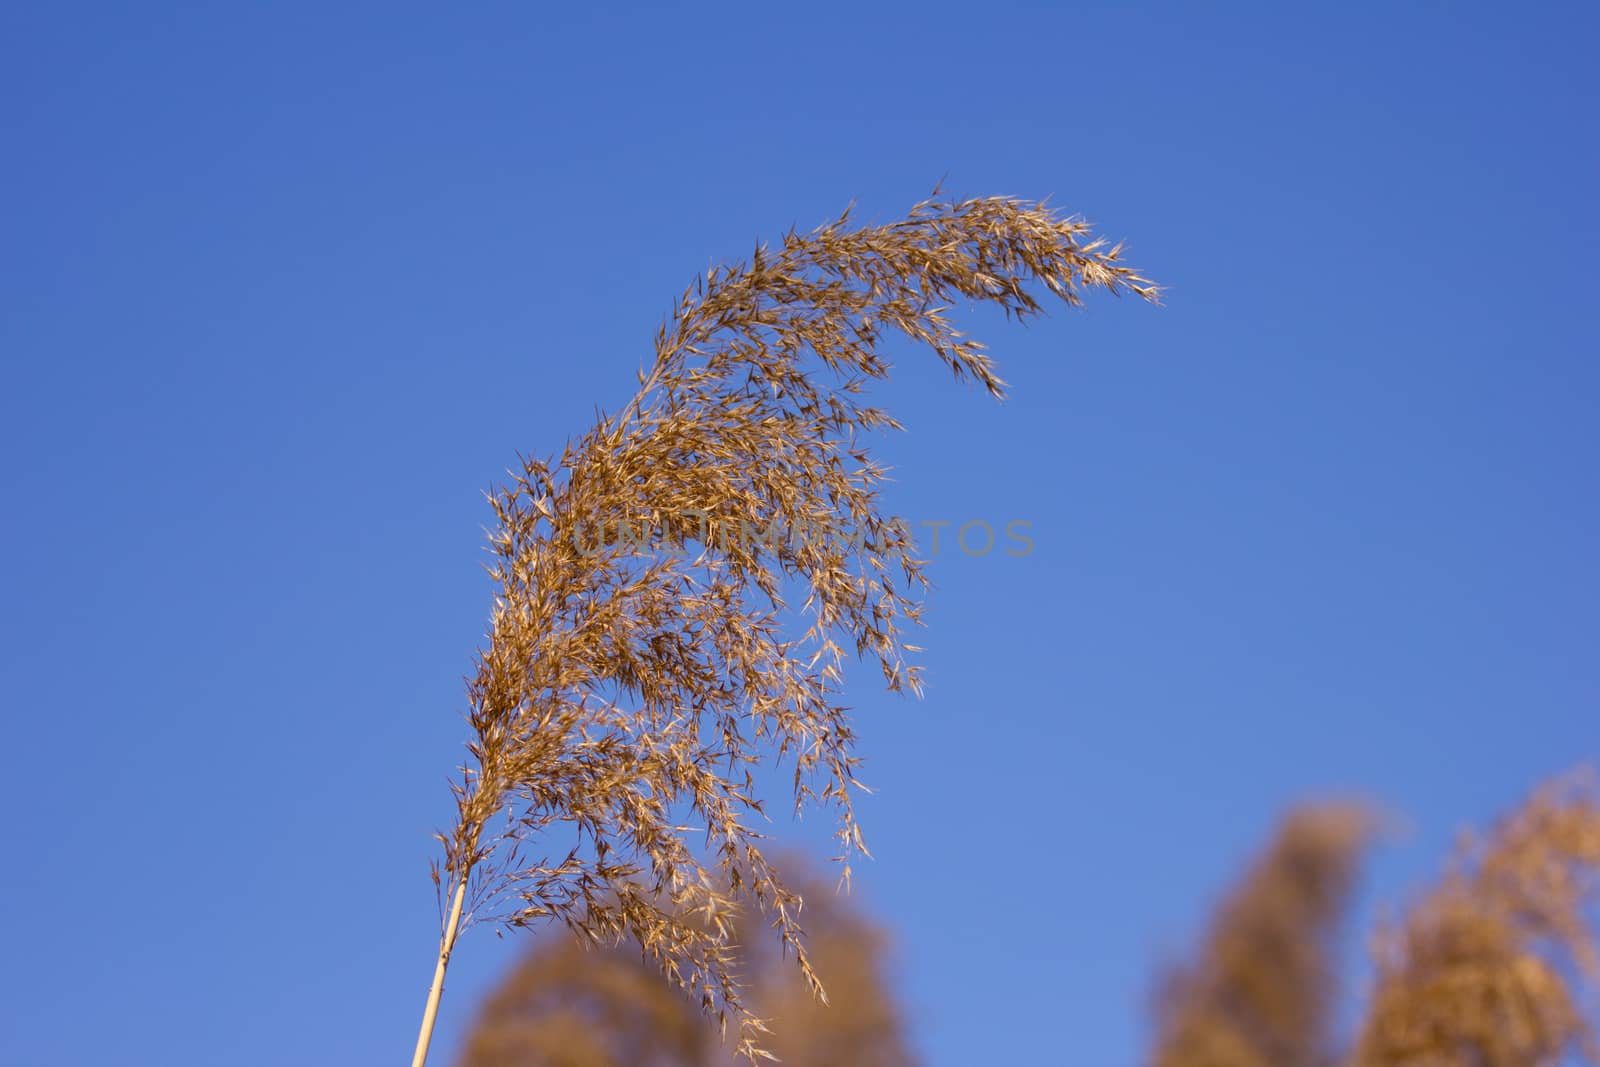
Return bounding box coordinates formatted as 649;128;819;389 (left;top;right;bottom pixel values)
2;3;1595;1065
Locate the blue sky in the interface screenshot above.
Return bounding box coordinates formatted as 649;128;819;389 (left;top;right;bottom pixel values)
2;3;1596;1065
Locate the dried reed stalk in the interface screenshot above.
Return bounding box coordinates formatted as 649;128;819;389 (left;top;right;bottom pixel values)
1351;769;1600;1067
410;191;1159;1065
1146;805;1374;1067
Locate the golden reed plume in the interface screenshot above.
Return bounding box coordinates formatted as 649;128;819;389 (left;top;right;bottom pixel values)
1147;805;1375;1067
456;854;916;1067
1353;769;1600;1067
1149;769;1600;1067
410;191;1159;1065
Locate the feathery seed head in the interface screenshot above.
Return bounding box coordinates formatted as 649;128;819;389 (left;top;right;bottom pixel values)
432;191;1159;1060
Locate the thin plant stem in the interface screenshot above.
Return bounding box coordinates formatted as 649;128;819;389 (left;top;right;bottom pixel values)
411;876;469;1067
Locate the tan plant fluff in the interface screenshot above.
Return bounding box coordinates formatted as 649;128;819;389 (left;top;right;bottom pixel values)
456;854;917;1067
1351;769;1600;1067
422;192;1159;1060
710;858;917;1067
456;931;714;1067
1147;805;1375;1067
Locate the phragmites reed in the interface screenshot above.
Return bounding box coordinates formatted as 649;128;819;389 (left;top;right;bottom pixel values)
457;926;715;1067
708;858;917;1067
410;191;1160;1065
1147;805;1375;1067
456;854;917;1067
1351;768;1600;1067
